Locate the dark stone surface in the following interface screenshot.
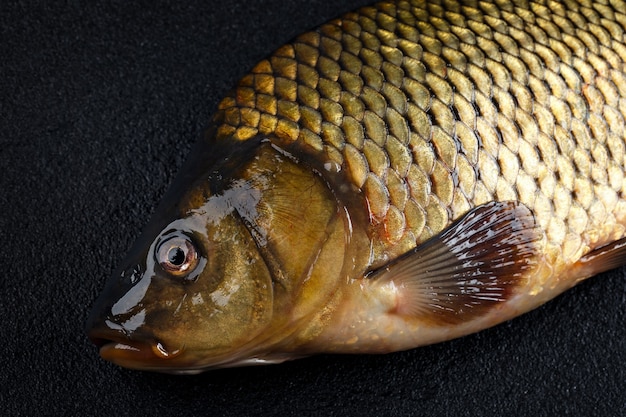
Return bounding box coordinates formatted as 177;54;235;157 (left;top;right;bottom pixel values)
2;1;625;415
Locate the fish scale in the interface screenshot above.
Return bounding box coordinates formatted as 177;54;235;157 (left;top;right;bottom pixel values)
214;0;626;273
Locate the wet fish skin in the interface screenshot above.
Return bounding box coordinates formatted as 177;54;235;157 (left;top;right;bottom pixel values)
216;0;626;265
87;0;626;373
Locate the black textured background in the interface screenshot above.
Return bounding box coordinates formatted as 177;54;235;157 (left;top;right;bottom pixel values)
2;1;625;416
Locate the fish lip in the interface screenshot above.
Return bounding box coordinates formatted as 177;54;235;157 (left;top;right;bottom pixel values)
88;329;249;372
99;341;142;357
91;335;293;373
89;332;280;373
88;330;184;369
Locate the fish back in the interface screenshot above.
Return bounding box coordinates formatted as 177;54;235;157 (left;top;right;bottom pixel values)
213;0;626;273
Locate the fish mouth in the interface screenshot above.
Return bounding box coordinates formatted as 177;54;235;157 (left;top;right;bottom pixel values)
89;332;184;370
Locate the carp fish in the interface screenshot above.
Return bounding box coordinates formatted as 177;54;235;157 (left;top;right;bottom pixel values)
87;0;626;373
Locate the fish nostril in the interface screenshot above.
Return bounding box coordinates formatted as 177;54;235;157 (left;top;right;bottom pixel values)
119;264;143;285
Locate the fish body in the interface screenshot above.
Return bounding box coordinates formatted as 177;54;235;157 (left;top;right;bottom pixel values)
87;0;626;373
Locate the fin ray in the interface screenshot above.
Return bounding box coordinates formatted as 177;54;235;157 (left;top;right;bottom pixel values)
576;237;626;278
369;201;541;325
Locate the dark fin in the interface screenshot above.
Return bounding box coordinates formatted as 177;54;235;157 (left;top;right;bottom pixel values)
368;201;541;325
575;237;626;278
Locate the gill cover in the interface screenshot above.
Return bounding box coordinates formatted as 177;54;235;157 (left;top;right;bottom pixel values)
87;137;347;372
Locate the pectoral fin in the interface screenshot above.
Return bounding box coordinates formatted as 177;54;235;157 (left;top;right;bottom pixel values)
369;201;541;325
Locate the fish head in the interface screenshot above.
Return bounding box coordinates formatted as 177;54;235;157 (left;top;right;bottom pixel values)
87;138;353;373
86;177;276;372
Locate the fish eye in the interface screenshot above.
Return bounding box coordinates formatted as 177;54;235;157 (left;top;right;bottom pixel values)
155;234;199;278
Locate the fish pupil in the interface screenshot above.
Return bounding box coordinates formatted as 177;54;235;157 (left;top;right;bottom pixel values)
167;247;186;266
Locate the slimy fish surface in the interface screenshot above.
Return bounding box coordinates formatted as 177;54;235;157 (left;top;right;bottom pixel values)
87;0;626;373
